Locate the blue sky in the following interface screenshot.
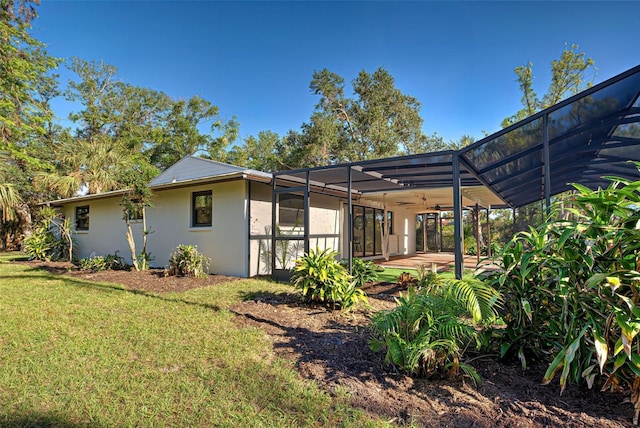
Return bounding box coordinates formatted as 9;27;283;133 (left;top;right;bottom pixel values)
35;1;640;146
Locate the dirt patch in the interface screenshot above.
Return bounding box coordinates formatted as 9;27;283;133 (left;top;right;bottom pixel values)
20;260;239;293
19;260;634;427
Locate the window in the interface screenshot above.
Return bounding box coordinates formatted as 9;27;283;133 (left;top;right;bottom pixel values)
125;206;143;222
278;193;304;227
192;190;212;227
75;205;90;231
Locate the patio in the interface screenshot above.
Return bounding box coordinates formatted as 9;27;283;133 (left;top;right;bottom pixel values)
374;252;497;272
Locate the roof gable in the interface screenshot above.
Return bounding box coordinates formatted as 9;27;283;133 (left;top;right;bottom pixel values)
150;156;249;186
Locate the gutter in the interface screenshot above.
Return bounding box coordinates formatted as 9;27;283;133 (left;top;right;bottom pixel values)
42;171;273;207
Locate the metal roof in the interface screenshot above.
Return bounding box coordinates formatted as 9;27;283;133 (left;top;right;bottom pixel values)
150;155;271;187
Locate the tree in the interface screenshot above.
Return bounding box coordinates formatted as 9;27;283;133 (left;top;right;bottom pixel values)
0;0;60;247
502;43;596;128
120;163;155;271
37;137;131;197
146;96;239;170
0;0;58;156
290;67;426;164
350;68;423;159
502;44;596;232
227;130;286;172
402;132;449;155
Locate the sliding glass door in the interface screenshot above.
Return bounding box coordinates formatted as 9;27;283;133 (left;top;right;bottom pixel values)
352;205;392;257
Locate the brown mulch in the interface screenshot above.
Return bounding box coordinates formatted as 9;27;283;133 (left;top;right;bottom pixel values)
18;259;634;427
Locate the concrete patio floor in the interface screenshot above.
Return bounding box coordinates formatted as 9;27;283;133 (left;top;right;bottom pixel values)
374;252;498;273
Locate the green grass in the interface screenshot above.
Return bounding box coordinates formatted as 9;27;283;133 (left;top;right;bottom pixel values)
0;253;387;427
375;267;417;284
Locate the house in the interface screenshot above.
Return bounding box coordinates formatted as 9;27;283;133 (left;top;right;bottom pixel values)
46;64;640;278
47;156;422;277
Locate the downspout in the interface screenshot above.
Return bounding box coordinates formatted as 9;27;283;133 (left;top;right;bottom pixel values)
347;166;353;273
271;175;277;278
246;180;251;278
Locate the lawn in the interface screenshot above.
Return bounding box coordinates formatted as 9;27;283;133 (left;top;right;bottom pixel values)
375;266;416;284
0;253;384;427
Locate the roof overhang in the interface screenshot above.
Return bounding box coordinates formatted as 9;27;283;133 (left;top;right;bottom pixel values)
43;171;272;207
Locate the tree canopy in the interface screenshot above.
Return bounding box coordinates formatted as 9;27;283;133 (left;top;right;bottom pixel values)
0;0;607;253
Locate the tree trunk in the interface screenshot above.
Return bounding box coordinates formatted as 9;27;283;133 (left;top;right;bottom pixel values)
15;203;32;249
141;208;148;270
124;217;140;271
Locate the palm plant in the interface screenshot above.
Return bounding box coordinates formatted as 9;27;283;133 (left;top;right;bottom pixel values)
36;138;129;197
486;166;640;423
0;182;21;221
370;274;500;383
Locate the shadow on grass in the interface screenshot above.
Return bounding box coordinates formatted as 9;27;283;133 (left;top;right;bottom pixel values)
11;265;222;313
0;411;104;427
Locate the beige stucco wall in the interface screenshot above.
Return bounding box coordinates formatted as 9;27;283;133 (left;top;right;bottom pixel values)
148;180;248;277
62;180;249;277
60;180;417;278
60;198;142;262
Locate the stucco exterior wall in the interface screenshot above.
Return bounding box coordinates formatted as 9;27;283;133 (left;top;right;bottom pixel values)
59;179;417;278
148;180;248;277
61;198;142;262
62;180;249;277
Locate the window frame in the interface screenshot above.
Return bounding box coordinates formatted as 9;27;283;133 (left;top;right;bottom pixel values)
191;190;213;228
75;205;90;231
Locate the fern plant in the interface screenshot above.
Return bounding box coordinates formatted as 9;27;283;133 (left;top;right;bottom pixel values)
370;275;500;383
291;248;367;310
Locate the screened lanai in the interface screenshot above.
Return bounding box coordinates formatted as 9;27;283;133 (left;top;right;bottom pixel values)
272;64;640;279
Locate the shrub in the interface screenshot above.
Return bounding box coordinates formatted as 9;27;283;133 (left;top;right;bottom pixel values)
396;271;417;289
370;276;500;384
79;252;130;272
168;244;210;278
341;257;383;287
464;236;477;255
415;263;440;290
23;207;73;261
291;248;367;311
486;167;640;422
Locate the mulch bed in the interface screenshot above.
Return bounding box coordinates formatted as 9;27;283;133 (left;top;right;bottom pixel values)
18;259;635;427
